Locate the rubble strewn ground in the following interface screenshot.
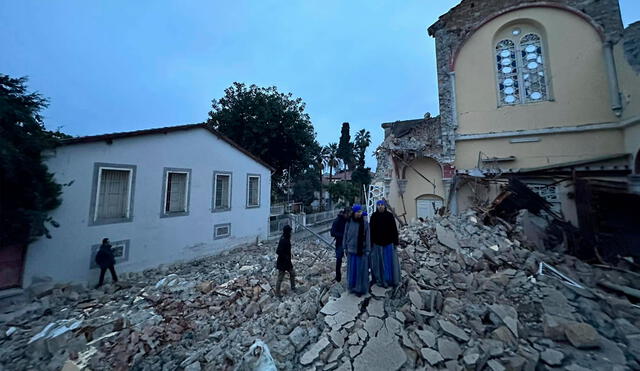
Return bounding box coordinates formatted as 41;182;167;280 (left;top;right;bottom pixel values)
2;210;640;370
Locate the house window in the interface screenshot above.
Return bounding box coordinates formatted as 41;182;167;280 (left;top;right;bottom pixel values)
90;163;136;225
214;223;231;239
213;172;232;211
247;174;261;208
162;168;191;217
495;28;548;106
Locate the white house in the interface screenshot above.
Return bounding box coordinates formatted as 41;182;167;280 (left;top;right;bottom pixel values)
23;123;273;286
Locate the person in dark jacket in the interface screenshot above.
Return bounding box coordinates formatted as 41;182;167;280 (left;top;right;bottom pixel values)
330;207;350;282
275;225;295;297
369;200;401;287
95;238;118;288
343;204;371;296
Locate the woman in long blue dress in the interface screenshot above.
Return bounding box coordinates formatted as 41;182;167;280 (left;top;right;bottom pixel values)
343;204;371;296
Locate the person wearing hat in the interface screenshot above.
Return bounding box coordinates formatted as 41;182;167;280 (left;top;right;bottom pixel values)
343;204;371;296
275;225;296;297
330;207;351;282
369;199;401;287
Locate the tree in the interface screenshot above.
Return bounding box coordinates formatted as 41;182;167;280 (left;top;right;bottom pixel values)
354;129;371;167
0;75;64;247
337;122;354;172
323;143;340;181
351;166;372;189
326;181;360;206
207;83;319;194
292;167;321;207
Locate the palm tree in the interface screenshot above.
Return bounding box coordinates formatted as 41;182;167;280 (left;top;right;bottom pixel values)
354;129;372;166
324;143;340;181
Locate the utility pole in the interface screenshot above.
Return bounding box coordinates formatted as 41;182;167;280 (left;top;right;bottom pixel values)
287;166;291;213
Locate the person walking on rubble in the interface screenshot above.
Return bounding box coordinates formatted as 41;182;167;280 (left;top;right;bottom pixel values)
330;207;350;282
370;200;401;287
344;204;371;296
275;225;296;297
95;238;118;288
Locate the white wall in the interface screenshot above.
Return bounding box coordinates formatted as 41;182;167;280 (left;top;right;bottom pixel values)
24;128;271;286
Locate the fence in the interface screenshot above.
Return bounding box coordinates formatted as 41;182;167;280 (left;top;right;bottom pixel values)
270;205;285;216
304;209;341;226
268;209;340;237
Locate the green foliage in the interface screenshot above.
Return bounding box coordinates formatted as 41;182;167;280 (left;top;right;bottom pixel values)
0;75;64;246
326;181;360;205
292;168;321;206
322;142;340;180
354;129;371;167
351;166;372;187
337;122;354;170
207;82;319;194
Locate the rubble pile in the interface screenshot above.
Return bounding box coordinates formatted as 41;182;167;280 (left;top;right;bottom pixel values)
0;241;337;371
1;210;640;370
386;210;640;370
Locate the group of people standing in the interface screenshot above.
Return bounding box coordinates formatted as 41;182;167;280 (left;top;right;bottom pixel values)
331;200;401;296
274;200;400;297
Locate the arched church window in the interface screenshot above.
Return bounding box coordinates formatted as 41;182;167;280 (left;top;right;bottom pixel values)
496;39;520;105
520;33;547;103
495;27;549;106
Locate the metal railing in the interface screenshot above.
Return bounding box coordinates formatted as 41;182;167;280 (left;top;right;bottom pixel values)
304;209;340;226
270;205;285;216
268;209;339;237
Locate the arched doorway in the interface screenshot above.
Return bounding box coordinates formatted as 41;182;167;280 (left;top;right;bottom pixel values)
416;194;444;220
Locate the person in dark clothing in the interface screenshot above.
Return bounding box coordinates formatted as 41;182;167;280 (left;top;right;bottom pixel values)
343;204;371;296
275;225;296;297
330;207;350;282
369;200;401;287
95;238;118;288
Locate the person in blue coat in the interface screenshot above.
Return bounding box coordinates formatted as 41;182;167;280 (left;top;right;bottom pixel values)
343;204;371;296
330;207;350;282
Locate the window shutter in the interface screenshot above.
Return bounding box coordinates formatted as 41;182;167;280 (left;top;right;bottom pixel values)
248;176;260;206
98;169;129;218
215;175;230;209
168;173;187;212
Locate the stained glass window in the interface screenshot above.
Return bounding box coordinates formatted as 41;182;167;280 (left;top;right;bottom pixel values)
496;39;519;105
520;33;547;103
495;30;548;106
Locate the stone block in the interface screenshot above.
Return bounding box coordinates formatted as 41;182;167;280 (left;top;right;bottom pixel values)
564;322;600;349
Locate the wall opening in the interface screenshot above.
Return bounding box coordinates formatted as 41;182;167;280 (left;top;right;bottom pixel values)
416;194;444;220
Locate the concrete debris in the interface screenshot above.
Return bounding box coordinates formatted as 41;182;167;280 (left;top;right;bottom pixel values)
438;319;469;342
437;337;461;360
415;328;436;348
352;333;406;371
2;209;640;370
288;326;310;352
564;322;600;349
540;348;565;366
421;347;444;366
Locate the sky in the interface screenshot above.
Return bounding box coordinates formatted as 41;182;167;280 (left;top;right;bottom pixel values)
1;1;639;168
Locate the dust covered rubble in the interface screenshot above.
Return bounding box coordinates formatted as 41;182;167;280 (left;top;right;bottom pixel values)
0;240;338;371
2;209;640;371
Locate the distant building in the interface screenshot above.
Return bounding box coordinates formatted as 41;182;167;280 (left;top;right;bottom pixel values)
19;123;273;287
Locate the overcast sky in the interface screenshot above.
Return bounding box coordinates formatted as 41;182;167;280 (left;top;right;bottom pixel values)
2;1;639;168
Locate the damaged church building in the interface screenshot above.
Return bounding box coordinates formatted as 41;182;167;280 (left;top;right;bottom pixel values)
374;0;640;262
